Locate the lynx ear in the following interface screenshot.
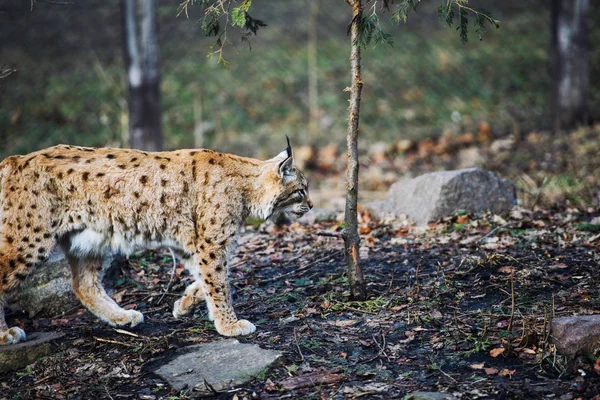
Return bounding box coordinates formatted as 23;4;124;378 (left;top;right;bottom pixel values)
274;135;293;160
278;156;294;180
285;135;292;158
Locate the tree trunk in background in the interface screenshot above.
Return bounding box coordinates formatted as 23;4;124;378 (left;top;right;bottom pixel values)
307;0;319;139
343;0;366;301
551;0;589;132
193;86;204;148
122;0;163;151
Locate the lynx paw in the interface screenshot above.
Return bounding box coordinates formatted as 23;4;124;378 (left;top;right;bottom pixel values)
0;327;27;346
172;299;191;319
108;310;144;327
216;319;256;337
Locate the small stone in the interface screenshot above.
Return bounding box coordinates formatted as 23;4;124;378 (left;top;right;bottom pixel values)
364;168;516;226
551;315;600;359
405;392;457;400
154;339;282;395
0;332;65;373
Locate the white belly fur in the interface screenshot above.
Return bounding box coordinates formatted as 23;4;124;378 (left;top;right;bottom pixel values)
69;229;183;257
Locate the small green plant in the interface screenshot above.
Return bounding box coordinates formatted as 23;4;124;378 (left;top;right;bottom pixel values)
16;365;34;377
575;223;600;233
285;363;299;373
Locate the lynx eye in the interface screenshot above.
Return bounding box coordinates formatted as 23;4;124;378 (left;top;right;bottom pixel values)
296;189;305;197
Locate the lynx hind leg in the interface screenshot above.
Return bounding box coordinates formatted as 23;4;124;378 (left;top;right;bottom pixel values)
67;254;143;327
0;298;26;345
173;280;206;319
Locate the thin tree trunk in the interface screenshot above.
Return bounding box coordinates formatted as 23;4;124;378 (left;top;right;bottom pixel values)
342;0;366;301
122;0;163;151
551;0;589;132
307;0;319;139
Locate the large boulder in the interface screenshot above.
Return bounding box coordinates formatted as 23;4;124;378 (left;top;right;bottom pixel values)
551;315;600;359
17;251;122;318
365;168;516;226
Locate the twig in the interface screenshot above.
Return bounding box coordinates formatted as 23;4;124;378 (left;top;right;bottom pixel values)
94;337;132;347
203;379;219;395
507;269;515;332
113;328;139;338
157;247;178;305
293;328;304;362
312;230;343;239
104;386;115;400
478;222;513;242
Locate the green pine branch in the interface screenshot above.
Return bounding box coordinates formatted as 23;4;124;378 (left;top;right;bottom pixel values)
394;0;500;44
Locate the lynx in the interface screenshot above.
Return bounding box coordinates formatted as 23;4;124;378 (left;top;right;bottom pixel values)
0;140;312;344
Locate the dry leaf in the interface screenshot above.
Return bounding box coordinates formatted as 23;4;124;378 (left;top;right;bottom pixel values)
499;369;516;377
485;367;499;375
594;358;600;376
490;347;505;358
498;266;515;274
470;363;485;370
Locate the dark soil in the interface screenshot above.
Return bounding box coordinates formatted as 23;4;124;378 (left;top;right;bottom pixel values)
2;206;600;399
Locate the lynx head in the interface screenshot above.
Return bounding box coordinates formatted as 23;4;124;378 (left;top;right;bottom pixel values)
260;137;313;223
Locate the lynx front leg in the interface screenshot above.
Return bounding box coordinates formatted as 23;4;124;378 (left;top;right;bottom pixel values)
67;254;144;327
195;253;255;337
173;280;206;319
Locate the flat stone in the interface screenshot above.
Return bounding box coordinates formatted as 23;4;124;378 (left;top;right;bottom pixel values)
154;339;282;395
0;332;65;373
405;392;457;400
551;315;600;359
365;168;516;226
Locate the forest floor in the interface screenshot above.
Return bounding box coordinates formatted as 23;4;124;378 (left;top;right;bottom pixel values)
2;203;600;399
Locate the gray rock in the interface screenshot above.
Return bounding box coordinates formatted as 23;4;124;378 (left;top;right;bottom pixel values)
298;207;337;225
365;168;516;226
404;392;457;400
18;252;122;318
0;332;65;373
551;315;600;359
154;339;282;395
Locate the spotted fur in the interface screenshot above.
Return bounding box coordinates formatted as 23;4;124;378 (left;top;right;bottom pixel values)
0;144;312;344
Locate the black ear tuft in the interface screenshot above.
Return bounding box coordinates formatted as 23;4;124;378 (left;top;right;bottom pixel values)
285;135;292;158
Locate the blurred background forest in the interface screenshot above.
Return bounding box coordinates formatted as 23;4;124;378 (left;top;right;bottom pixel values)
1;0;599;206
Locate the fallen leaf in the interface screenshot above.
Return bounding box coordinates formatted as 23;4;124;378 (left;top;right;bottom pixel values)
470;363;485;370
485;367;499;375
498;266;515;274
359;226;372;234
490;347;505;358
594;358;600;377
499;369;516;378
456;215;470;224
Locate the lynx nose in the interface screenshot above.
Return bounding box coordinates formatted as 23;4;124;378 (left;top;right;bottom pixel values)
307;199;314;210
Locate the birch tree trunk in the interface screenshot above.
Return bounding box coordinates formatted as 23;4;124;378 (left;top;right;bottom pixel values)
342;0;366;301
122;0;163;151
551;0;589;132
